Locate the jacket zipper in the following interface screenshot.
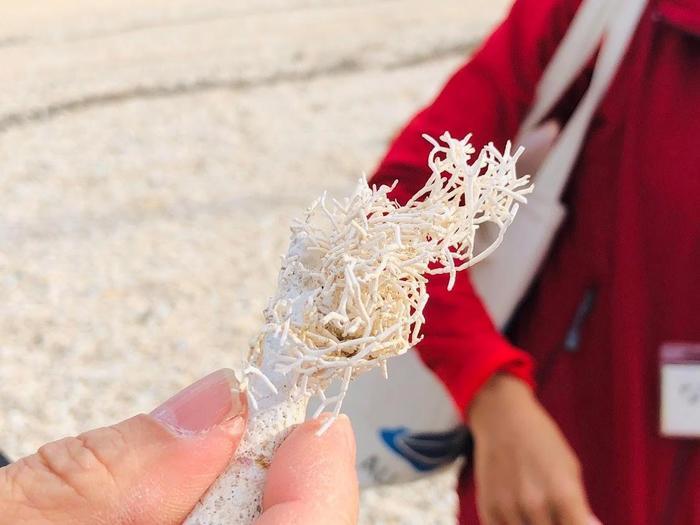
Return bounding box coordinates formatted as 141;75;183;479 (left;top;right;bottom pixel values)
537;286;597;386
563;287;597;352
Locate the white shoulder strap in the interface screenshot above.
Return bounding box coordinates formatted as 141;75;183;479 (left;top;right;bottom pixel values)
521;0;616;133
520;0;648;201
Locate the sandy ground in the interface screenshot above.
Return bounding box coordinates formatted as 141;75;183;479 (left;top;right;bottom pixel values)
0;1;509;522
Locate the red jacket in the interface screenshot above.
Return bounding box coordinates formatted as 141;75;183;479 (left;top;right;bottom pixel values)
370;0;700;523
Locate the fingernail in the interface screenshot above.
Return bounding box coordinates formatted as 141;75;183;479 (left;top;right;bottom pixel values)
318;413;357;458
334;414;356;457
151;369;247;435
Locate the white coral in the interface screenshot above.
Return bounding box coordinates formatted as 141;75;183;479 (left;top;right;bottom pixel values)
246;132;532;433
186;132;532;525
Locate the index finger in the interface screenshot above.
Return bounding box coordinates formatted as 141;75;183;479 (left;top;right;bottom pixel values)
257;414;358;524
554;482;598;525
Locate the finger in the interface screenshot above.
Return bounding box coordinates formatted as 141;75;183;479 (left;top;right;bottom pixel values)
258;413;358;525
499;505;526;525
519;498;555;525
0;369;246;525
483;499;523;525
552;480;594;525
517;484;554;525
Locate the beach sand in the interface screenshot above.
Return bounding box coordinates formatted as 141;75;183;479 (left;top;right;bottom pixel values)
0;1;509;522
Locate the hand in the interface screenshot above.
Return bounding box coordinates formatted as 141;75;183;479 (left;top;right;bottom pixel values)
469;374;599;525
0;369;358;524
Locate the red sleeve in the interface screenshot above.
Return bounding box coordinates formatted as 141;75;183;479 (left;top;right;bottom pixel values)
369;0;583;418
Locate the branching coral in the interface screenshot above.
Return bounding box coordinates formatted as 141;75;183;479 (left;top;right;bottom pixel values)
185;132;531;525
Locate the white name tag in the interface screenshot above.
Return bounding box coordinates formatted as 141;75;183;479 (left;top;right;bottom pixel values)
660;342;700;438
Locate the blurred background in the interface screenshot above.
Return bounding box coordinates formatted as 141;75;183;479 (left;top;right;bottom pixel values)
0;1;509;522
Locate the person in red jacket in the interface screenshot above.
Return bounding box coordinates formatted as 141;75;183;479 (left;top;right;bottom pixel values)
370;0;700;523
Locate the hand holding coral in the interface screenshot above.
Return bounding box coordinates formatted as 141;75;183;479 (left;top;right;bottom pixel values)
0;369;357;525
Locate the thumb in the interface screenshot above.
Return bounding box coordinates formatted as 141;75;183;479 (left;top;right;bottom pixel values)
1;369;246;525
